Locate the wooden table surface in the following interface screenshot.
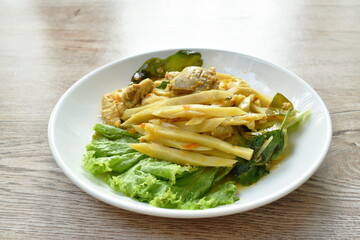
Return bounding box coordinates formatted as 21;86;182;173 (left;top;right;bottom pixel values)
1;0;359;239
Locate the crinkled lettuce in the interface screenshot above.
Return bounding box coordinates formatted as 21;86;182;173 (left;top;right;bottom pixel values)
83;151;146;175
138;158;198;184
111;160;238;209
111;160;169;202
93;123;141;139
82;123;239;210
86;138;137;157
180;181;239;210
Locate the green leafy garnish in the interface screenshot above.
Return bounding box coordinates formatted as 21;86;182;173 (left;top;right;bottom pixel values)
131;50;203;83
250;129;286;164
233;159;268;186
267;93;294;116
233;109;288;186
157;81;169;89
269;93;293;110
233;129;286;186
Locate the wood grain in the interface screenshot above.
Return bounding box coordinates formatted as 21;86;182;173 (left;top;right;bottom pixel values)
1;0;359;239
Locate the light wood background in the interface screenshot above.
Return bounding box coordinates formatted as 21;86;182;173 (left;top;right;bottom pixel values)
1;0;359;239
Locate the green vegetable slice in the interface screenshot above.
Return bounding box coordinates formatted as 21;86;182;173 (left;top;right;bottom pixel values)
157;81;169;89
284;110;311;130
163;50;203;73
131;50;203;83
269;93;293;110
267;93;294;116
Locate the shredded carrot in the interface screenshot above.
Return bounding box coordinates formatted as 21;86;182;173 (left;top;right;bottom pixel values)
140;123;146;129
182;143;200;149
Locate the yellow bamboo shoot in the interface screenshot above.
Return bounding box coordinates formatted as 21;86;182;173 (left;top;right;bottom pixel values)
128;142;237;167
221;114;264;126
144;123;253;160
142;134;212;151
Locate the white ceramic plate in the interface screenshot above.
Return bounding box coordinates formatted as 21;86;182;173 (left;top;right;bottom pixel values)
48;48;332;218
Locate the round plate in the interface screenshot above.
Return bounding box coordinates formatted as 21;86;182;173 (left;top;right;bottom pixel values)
48;48;332;218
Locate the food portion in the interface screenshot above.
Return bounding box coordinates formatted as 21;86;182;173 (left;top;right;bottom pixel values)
83;50;309;210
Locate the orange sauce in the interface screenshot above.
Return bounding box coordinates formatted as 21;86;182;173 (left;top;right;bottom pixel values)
182;143;200;149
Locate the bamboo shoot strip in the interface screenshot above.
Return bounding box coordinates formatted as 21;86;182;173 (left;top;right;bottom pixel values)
144;123;254;160
122;90;232;120
128;142;237;167
122;104;245;127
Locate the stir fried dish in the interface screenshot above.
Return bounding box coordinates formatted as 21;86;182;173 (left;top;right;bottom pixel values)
82;50;309;209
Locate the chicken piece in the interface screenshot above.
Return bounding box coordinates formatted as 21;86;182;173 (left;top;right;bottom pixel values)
101;79;154;127
165;71;179;81
102;93;122;127
122;78;154;108
170;67;218;95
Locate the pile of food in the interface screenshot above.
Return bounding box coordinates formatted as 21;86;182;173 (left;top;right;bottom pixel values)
82;50;309;209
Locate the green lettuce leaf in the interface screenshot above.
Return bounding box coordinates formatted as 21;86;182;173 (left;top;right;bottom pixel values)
84;122;239;209
155;166;235;208
149;170;238;209
82;151;146;175
139;158;198;184
110;158;237;209
180;181;239;210
86;138;136;157
111;160;170;202
93;123;140;140
171;167;222;202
